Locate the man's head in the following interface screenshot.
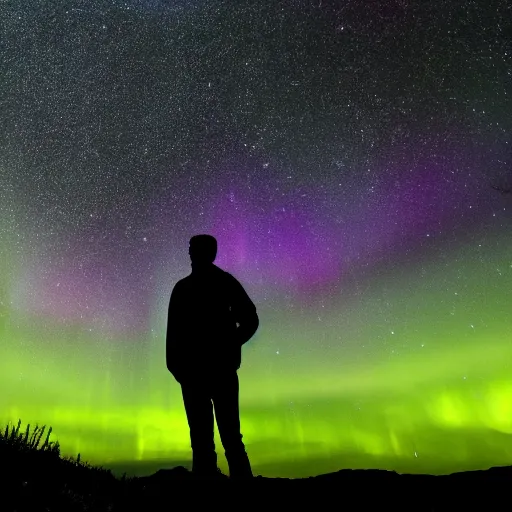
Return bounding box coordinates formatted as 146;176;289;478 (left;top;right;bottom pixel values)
189;234;218;265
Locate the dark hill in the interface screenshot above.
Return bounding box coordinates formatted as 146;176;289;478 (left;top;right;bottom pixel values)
117;465;511;511
6;461;512;511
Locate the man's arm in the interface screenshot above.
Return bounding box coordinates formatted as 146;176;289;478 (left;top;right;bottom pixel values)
230;277;259;346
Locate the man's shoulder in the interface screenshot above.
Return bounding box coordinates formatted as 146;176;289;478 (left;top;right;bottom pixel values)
173;274;192;290
213;265;239;285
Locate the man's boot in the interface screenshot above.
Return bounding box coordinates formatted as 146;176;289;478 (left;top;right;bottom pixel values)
192;450;222;479
225;449;253;480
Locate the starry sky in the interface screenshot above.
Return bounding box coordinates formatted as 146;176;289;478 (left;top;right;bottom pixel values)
1;0;511;478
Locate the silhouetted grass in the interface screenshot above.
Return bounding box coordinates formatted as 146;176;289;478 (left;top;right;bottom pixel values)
0;419;131;512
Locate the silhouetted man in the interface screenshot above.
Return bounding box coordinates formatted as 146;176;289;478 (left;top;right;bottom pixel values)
166;234;259;479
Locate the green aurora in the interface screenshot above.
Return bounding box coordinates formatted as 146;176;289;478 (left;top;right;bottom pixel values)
2;227;511;478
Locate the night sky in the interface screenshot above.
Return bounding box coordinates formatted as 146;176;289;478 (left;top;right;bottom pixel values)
1;0;511;478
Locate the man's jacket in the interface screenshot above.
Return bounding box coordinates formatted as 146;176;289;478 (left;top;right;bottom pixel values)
166;264;259;382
